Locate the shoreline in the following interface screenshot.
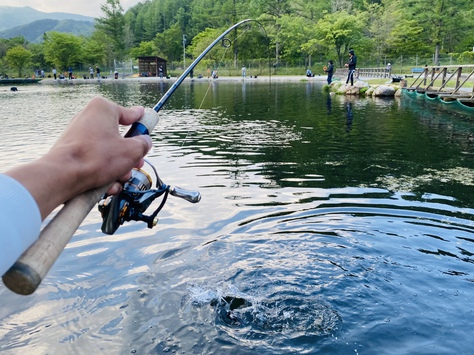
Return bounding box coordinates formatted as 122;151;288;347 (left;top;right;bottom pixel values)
36;75;329;85
36;75;403;94
5;75;404;98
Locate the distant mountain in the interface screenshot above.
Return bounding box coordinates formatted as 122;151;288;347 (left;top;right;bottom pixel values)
0;6;94;31
0;18;95;43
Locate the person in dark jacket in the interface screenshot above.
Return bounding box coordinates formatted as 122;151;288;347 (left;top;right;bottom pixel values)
345;49;357;86
325;60;334;84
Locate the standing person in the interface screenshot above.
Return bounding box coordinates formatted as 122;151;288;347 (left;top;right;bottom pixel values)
52;68;57;80
386;63;391;77
158;65;163;78
68;67;73;80
96;66;101;79
344;49;357;86
89;67;94;79
242;65;246;78
325;60;334;84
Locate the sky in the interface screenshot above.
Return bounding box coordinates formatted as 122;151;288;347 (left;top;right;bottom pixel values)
0;0;143;17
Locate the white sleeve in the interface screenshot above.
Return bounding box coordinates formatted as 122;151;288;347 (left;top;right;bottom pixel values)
0;174;42;276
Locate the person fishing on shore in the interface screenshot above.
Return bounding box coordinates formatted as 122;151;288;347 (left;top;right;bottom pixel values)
345;49;357;86
324;60;334;84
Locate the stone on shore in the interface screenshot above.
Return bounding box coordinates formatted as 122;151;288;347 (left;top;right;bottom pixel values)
333;80;370;95
329;80;401;98
373;85;396;97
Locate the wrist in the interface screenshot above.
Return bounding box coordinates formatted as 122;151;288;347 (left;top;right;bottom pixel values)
5;152;85;220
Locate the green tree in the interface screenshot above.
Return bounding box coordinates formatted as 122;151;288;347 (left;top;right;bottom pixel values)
188;26;232;67
0;36;28;58
458;51;474;63
6;46;32;77
364;2;392;63
29;43;47;71
401;0;473;64
123;2;147;46
115;0;474;70
82;37;107;67
251;0;294;64
0;57;7;76
129;41;156;58
0;39;10;58
291;0;330;20
154;23;184;62
386;18;426;56
311;10;364;67
276;15;312;65
95;0;126;60
43;32;82;70
141;0;163;41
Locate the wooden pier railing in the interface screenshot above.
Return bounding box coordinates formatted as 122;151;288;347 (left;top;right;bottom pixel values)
406;65;474;99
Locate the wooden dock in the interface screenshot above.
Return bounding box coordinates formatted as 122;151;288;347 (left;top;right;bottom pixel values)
406;65;474;98
403;65;474;110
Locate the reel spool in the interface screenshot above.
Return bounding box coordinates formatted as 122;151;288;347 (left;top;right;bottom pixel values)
98;161;201;235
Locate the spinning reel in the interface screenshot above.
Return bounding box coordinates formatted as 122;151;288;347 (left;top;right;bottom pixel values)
98;160;201;235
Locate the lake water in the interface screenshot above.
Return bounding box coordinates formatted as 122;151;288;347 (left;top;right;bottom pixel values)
0;79;473;355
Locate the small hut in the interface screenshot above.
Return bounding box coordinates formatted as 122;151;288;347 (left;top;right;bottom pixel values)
137;56;167;77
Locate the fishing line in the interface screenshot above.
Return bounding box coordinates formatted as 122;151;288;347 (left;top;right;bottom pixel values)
179;20;271;148
2;19;270;296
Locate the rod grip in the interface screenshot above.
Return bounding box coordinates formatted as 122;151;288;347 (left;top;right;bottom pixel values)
2;108;159;295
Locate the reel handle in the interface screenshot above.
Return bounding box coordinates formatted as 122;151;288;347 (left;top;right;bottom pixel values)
2;109;160;295
169;186;202;203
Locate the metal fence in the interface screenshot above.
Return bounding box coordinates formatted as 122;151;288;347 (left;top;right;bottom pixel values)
154;54;474;76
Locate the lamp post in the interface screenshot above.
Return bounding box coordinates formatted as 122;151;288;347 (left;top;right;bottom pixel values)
183;34;186;69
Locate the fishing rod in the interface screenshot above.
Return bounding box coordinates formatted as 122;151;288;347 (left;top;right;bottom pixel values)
2;18;257;295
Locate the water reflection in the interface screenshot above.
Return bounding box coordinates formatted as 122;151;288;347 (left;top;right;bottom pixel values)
1;81;474;354
326;93;332;115
345;100;353;131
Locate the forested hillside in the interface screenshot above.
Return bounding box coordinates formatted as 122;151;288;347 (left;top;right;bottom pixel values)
0;6;93;31
1;0;474;76
120;0;474;67
0;19;94;43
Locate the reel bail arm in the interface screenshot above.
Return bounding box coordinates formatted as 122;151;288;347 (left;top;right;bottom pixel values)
98;162;201;235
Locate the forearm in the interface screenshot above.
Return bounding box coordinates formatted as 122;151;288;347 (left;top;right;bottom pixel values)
5;153;85;220
4;100;152;220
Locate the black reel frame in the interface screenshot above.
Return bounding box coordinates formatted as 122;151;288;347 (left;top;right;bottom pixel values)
98;161;200;235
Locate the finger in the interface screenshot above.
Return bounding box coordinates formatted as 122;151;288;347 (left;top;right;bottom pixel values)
106;182;123;195
135;158;145;169
131;134;153;156
113;135;152;176
117;106;146;126
118;171;132;184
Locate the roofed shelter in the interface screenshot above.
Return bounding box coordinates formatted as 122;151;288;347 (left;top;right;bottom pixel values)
137;56;167;77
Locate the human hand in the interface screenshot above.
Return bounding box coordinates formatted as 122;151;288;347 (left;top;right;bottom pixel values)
6;96;153;219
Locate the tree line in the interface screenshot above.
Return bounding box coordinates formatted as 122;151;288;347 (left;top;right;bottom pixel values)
1;0;474;77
